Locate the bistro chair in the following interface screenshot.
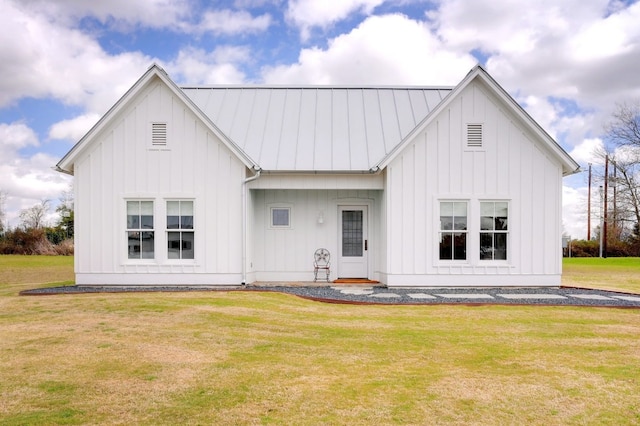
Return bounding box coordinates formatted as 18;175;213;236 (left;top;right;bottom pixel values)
313;248;331;282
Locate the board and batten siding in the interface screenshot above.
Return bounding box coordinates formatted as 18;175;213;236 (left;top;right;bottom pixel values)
383;80;564;287
74;79;245;285
248;188;382;282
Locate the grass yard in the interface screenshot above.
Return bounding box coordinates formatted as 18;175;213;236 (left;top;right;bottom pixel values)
0;256;639;425
563;257;640;294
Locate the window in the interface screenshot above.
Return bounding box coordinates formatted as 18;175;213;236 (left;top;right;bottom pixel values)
342;210;363;257
127;201;154;259
439;201;467;260
480;202;508;260
167;200;194;259
271;207;290;228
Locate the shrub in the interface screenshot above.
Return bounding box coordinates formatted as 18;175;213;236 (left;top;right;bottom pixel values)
0;228;56;255
569;239;600;257
54;238;74;255
568;238;637;257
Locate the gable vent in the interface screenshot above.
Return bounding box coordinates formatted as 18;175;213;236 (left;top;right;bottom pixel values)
466;123;483;148
151;122;167;146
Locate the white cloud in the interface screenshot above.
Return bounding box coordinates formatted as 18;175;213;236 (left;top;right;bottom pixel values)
0;122;38;153
0;0;152;111
0;123;70;229
518;96;560;139
433;0;640;112
49;114;102;142
17;0;273;36
194;9;272;35
569;2;640;62
168;46;251;84
15;0;192;30
430;0;586;55
287;0;385;39
563;184;589;240
262;14;477;85
569;138;604;166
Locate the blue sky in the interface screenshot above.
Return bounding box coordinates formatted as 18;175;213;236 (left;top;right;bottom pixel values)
1;0;640;239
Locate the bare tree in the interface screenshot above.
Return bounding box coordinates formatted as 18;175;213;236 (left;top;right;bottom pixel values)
56;184;74;238
58;184;74;212
0;190;6;233
600;101;640;244
605;153;640;241
605;100;640;149
19;199;51;230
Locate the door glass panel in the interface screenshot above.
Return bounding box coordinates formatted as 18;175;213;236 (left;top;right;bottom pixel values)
342;210;363;257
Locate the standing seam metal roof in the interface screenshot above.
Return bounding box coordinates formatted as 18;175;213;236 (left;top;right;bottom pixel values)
181;86;452;172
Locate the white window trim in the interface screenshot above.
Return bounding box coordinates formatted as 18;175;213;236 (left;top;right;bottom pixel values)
479;200;510;263
437;199;470;264
269;205;292;229
124;198;156;264
165;199;196;262
434;197;513;267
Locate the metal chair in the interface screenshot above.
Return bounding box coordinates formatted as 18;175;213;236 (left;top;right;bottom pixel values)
313;248;331;282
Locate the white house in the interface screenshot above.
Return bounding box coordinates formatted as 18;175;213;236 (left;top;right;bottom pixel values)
56;64;580;287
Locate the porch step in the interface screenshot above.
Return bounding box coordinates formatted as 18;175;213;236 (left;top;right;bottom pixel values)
332;279;380;284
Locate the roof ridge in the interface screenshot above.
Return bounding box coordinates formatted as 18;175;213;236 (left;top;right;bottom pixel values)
181;85;455;90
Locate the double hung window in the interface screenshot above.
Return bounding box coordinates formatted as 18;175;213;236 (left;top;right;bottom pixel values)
127;201;154;259
480;202;508;260
167;201;194;259
439;201;468;260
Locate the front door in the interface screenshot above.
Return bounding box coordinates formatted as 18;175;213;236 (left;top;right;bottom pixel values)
338;206;368;278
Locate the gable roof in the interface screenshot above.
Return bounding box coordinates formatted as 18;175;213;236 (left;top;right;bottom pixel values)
56;64;258;175
181;85;452;172
57;64;579;177
375;65;580;176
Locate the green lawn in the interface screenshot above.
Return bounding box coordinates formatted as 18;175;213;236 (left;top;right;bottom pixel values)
0;255;639;425
563;257;640;294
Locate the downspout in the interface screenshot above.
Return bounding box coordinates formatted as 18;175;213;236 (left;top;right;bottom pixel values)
242;167;261;285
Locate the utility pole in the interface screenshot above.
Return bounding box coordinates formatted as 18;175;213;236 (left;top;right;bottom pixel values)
599;185;603;258
587;163;592;241
613;164;617;238
603;155;608;258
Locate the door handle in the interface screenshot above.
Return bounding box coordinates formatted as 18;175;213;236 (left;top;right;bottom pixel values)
365;240;368;251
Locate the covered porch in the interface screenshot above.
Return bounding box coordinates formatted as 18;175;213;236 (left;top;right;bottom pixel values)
244;173;385;284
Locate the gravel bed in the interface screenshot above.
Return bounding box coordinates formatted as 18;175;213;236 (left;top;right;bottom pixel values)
19;285;640;307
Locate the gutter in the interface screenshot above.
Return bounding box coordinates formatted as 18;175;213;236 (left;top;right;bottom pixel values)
564;165;582;177
241;167;261;285
53;166;73;176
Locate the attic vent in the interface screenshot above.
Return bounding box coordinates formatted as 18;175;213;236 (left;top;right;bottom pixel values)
466;123;483;148
151;122;167;146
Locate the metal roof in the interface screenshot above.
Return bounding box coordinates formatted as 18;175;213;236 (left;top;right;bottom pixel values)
181;86;452;172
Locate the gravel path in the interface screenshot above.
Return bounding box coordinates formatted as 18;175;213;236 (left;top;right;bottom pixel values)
19;285;640;308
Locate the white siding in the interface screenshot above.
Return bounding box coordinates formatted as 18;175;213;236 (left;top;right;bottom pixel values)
383;81;565;286
74;78;245;285
250;189;382;282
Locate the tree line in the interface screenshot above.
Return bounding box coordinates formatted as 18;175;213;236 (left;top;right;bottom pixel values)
0;187;74;255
